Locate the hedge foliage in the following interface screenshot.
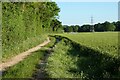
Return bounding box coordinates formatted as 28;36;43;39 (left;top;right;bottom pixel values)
2;2;60;60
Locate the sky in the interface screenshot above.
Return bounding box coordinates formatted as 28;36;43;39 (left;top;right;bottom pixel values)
56;2;118;26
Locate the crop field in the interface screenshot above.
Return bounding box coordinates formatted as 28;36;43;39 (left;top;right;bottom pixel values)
55;32;119;58
45;32;120;79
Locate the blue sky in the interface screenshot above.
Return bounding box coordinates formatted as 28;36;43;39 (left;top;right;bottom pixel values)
56;2;118;26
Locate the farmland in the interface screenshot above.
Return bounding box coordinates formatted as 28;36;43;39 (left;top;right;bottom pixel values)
45;32;120;79
55;32;119;57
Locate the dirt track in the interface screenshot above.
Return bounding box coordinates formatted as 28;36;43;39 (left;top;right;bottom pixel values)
0;37;50;71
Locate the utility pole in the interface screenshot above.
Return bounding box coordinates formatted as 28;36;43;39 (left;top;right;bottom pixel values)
90;16;94;32
118;1;120;21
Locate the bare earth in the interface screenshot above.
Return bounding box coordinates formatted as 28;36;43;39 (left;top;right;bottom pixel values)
0;37;50;71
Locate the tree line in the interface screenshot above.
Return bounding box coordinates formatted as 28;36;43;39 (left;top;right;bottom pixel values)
63;21;120;32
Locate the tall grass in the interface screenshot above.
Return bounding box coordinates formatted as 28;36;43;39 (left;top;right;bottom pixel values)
45;40;80;78
2;34;47;62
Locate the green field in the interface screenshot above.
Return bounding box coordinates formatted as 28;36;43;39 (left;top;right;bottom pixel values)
45;32;120;79
55;32;119;58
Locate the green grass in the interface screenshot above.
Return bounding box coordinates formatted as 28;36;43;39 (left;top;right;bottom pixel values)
2;48;46;78
45;40;80;78
46;35;120;79
2;32;120;79
55;32;119;57
2;34;47;62
2;36;55;78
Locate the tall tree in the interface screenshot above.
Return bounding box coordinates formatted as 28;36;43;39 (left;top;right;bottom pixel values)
50;19;62;32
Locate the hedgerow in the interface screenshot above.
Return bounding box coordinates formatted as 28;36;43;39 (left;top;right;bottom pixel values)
2;2;60;60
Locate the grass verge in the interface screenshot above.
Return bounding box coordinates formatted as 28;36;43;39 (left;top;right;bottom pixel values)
2;36;55;78
2;48;46;78
2;34;47;62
